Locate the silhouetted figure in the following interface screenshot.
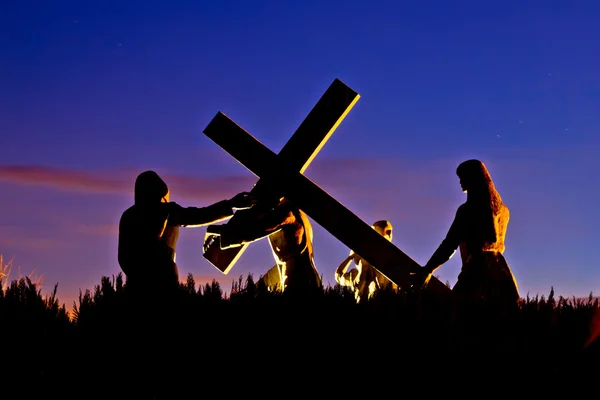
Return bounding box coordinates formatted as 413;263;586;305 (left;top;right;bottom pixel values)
335;220;397;303
418;159;519;309
117;170;256;385
118;170;256;300
204;197;321;295
257;262;285;292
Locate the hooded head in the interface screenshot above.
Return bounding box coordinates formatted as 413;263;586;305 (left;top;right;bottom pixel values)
134;170;169;205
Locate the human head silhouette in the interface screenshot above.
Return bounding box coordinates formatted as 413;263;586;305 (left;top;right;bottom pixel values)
134;170;169;205
456;159;504;222
372;220;393;242
456;159;493;194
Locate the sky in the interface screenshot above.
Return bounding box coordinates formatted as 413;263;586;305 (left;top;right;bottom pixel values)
1;1;600;311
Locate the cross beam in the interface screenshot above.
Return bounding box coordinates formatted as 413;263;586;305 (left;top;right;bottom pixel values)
202;79;450;295
202;79;359;274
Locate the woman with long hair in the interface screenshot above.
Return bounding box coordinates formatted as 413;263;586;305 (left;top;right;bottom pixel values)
420;159;519;308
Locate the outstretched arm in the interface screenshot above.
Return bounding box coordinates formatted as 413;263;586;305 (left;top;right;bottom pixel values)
169;191;257;228
168;201;234;227
424;205;465;274
208;204;296;250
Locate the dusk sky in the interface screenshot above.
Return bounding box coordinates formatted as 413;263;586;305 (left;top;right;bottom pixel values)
1;1;599;310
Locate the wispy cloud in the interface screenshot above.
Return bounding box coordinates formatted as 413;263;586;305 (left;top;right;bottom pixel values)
0;225;70;252
0;158;455;225
0;165;131;194
0;165;257;201
72;223;119;236
0;158;400;199
0;159;453;249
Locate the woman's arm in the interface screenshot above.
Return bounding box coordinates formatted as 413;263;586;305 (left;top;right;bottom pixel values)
424;205;465;274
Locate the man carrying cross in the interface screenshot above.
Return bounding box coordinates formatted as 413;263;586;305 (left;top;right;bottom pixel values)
203;195;321;295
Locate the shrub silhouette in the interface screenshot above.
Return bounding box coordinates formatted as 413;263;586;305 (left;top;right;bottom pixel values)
2;261;600;392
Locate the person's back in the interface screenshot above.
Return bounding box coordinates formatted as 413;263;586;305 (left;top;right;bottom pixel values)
457;201;509;265
267;205;321;294
118;170;256;374
365;220;397;292
335;220;396;302
355;263;378;301
118;171;178;297
205;197;321;294
452;200;516;307
117;172;176;347
118;202;178;292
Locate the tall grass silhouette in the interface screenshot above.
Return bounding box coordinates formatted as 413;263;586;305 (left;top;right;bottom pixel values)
1;254;599;394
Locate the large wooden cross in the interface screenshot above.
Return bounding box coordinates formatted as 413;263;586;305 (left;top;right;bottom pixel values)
202;78;359;274
202;78;450;295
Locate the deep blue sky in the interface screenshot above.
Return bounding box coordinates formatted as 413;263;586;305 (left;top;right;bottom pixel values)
1;1;599;309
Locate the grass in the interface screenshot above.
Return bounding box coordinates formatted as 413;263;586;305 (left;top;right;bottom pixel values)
2;255;600;395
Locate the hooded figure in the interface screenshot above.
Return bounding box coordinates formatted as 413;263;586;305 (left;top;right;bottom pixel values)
118;170;255;295
420;160;519;307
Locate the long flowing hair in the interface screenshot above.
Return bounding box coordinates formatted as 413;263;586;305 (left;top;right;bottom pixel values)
456;160;503;243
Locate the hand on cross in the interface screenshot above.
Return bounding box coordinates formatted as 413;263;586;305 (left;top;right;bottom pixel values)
412;265;436;289
203;225;223;253
228;191;258;210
